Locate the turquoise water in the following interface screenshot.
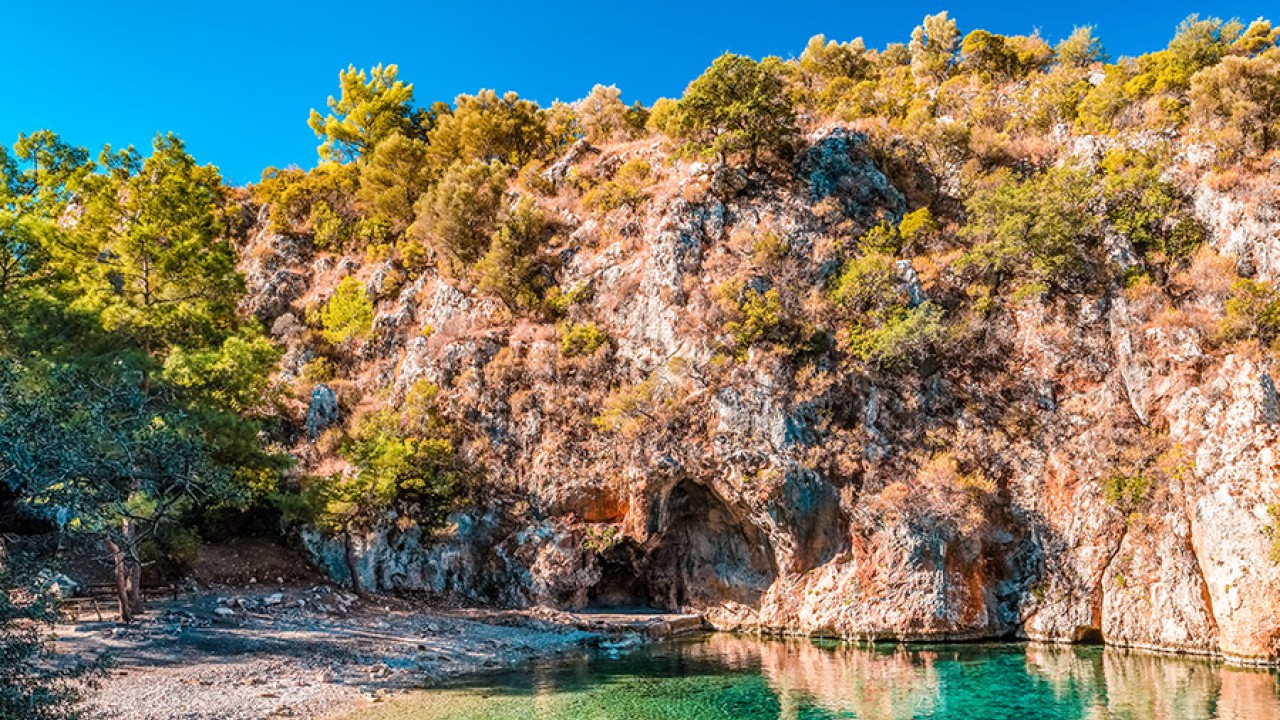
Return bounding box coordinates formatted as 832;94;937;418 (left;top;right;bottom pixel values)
350;635;1280;720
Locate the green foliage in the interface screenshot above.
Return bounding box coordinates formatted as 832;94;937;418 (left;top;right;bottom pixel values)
719;285;785;359
74;134;242;349
162;331;281;413
830;252;900;311
1077;15;1251;132
1221;278;1280;352
1099;149;1203;265
592;376;665;437
958;166;1100;293
301;356;336;383
559;322;611;358
577;85;633;144
751;230;789;264
12;130;93;215
0;129;282;628
670;53;797;168
303;383;463;534
857;221;903;256
426;90;549;170
830;251;944;367
140;523;203;582
1189;53;1280;160
1102;470;1150;513
1055;26;1107;67
321;277;374;344
0;356;249;624
0;213;54;298
309;64;417;163
408;160;509;273
846;302;945;366
799;34;872;88
474;197;550;311
254;162;361;246
543;282;592;318
582;158;652;214
581;524;623;553
961;30;1053;80
0;559;105;720
909;12;961;86
852;209;939;258
357;132;433;235
898;207;939;246
646;97;681;136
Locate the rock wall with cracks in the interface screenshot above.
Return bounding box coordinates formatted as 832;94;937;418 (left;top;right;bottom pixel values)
243;127;1280;664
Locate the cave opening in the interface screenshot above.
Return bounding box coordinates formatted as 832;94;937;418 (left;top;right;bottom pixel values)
642;479;777;613
587;539;656;610
584;480;778;613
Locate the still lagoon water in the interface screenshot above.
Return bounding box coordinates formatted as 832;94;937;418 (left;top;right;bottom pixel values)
349;635;1280;719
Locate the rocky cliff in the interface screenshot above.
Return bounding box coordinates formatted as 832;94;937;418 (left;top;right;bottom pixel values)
241;127;1280;665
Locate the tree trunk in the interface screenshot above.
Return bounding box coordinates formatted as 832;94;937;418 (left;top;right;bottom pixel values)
105;536;133;623
343;531;364;597
107;518;144;621
123;518;143;615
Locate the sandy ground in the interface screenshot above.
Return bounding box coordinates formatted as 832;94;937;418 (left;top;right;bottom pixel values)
54;586;634;720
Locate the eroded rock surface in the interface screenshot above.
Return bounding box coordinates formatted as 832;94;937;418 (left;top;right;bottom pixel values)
255;129;1280;664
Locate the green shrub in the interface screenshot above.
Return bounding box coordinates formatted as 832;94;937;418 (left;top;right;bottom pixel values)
140;524;202;583
847;302;945;366
830;252;900;312
425;89;550;170
668;53;797;168
543;282;592;318
957;165;1100;293
719;285;785;359
321;277;374;344
898;207;939;246
582;158;652;214
1222;278;1280;351
254;163;360;244
559;322;611;358
750;231;789;264
474;197;550;311
301;357;335;383
407;160;509;273
857;221;902;256
1189;53;1280;161
310;200;350;249
1102;471;1149;513
592;376;667;437
830;250;944;367
1100;149;1203;265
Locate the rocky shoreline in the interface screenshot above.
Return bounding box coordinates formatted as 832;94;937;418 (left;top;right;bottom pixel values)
59;587;654;720
62;580;1280;720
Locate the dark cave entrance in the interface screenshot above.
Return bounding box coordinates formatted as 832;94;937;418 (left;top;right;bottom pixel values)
588;539;656;609
642;479;777;612
584;481;778;613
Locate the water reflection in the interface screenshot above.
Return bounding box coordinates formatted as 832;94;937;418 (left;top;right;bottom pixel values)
697;635;1280;720
692;634;942;719
351;636;1280;720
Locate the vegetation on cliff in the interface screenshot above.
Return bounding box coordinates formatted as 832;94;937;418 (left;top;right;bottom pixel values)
3;10;1280;710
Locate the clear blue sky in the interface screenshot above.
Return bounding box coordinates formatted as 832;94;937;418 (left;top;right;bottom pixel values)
2;1;1274;184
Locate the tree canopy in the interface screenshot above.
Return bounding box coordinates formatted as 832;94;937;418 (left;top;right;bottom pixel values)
666;53;797;168
309;64;418;163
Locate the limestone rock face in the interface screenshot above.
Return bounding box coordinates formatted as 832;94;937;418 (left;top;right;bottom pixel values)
1195;183;1280;281
244;127;1280;664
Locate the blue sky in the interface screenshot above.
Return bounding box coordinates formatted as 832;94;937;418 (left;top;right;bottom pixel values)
2;1;1275;184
